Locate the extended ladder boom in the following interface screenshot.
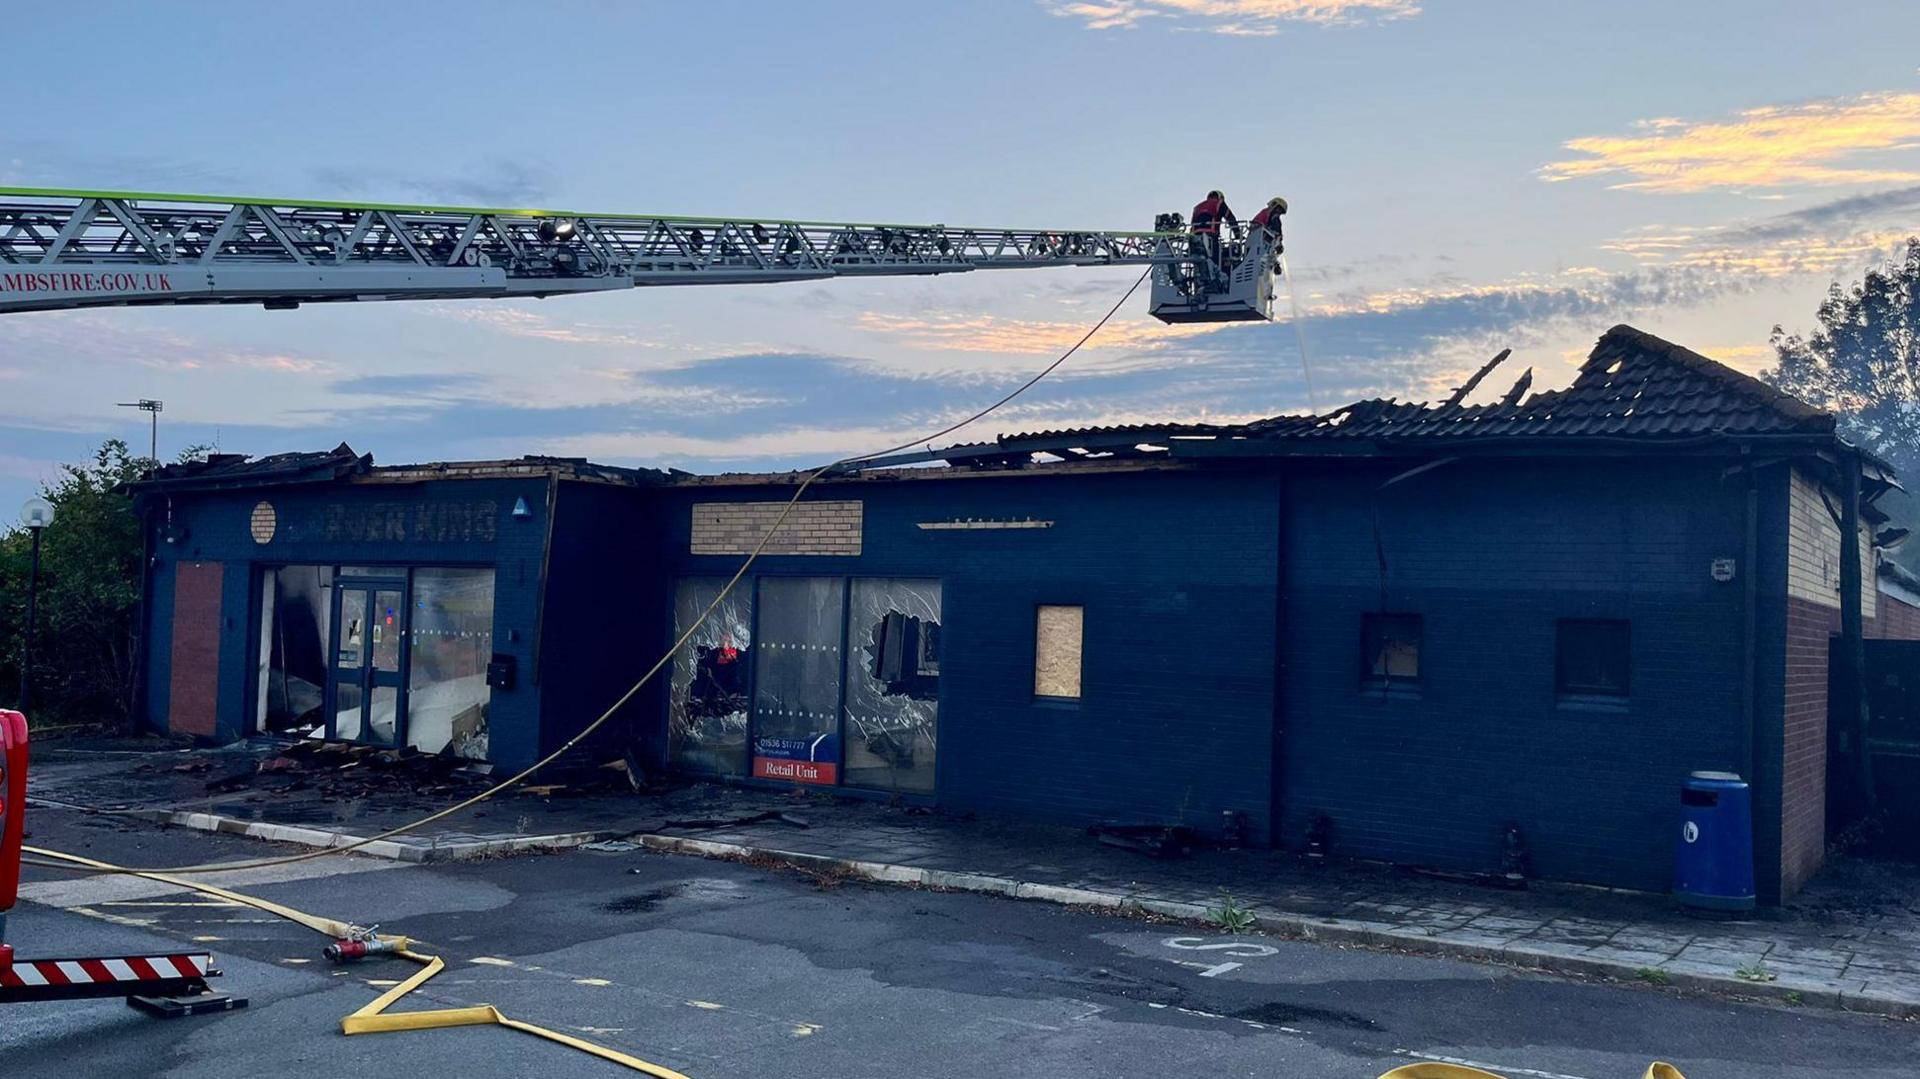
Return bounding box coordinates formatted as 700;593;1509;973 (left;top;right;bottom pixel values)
0;187;1205;315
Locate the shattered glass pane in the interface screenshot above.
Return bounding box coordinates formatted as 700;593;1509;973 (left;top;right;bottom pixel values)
751;577;843;785
844;578;940;794
368;685;399;746
257;565;333;735
334;680;363;742
669;578;753;776
407;568;494;759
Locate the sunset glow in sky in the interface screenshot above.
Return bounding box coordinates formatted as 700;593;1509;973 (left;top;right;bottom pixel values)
2;1;1918;510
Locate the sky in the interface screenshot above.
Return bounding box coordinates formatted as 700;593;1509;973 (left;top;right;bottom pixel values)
3;0;1920;515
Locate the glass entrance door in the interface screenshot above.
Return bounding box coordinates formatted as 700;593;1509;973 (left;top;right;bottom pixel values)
329;577;406;746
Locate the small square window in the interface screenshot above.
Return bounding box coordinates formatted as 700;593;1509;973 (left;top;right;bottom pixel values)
1361;613;1422;684
1034;604;1083;699
1556;619;1630;697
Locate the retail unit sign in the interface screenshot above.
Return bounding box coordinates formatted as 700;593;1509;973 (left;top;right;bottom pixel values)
752;734;838;785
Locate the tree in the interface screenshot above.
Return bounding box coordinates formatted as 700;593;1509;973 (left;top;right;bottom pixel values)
1766;238;1920;571
0;439;148;723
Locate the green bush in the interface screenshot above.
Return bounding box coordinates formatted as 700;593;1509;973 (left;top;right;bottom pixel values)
1;440;149;725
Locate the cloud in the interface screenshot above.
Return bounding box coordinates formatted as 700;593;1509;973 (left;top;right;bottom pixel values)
1601;184;1920;277
0;254;1774;507
853;311;1210;356
1542;92;1920;193
1690;344;1773;375
423;304;671;349
329;372;484;397
0;139;249;192
1041;0;1419;35
1708;183;1920;243
0;311;334;376
1605;226;1913;278
306;161;552;208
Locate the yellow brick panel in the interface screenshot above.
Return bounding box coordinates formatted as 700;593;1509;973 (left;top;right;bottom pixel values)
1786;469;1874;617
690;500;863;556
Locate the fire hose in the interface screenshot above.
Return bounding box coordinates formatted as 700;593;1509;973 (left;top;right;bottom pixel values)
1390;1059;1689;1067
23;845;691;1078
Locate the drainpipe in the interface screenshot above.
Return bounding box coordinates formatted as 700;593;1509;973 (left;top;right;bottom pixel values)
127;495;156;735
1740;455;1757;783
1838;452;1872;805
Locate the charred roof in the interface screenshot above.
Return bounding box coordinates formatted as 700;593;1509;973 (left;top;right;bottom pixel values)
884;324;1870;472
121;325;1889;494
128;444;665;493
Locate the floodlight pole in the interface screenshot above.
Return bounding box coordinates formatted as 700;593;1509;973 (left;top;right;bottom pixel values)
20;524;43;712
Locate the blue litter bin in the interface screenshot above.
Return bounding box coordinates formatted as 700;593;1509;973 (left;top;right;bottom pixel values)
1673;770;1755;912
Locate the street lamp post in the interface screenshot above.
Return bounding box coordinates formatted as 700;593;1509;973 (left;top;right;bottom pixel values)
17;497;55;713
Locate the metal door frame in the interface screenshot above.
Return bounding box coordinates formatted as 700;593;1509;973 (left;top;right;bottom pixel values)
326;572;410;746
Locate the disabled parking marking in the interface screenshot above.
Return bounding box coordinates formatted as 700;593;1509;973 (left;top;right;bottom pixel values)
1162;935;1279;977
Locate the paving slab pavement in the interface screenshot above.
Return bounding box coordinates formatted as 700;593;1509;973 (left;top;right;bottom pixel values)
25;738;1920;1019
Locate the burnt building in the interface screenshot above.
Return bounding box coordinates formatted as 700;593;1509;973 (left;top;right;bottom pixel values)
128;452;661;770
129;325;1918;902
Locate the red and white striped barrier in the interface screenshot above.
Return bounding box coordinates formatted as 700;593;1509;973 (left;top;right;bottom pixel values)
0;717;229;1010
3;952;211;988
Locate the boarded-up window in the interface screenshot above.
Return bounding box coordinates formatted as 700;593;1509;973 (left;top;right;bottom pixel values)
1034;605;1083;699
1556;618;1630;698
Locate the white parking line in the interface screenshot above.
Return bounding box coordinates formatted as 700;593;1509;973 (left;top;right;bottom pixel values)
18;854;406;909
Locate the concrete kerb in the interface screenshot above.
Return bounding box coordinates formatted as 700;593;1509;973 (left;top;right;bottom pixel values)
142;808;610;863
631;834;1920;1022
112;815;1919;1022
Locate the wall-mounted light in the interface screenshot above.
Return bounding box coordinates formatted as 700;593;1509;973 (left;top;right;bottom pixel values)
511;497;533;521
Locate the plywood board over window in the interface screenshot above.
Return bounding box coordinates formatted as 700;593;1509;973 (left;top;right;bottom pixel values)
1034;604;1083;699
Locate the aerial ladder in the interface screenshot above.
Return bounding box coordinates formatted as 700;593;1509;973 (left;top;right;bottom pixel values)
0;186;1278;322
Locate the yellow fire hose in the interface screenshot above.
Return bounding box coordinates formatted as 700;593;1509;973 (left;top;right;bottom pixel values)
24;845;691;1078
25;849;1696;1079
1379;1063;1685;1078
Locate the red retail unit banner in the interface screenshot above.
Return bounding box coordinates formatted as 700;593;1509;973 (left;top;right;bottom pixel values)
752;756;837;785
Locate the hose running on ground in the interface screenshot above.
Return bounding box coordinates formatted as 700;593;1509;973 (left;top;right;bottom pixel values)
24;845;691;1077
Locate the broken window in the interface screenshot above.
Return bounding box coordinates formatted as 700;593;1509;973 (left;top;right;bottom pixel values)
255;565;334;735
844;578;941;793
750;577;844;785
1361;612;1422;686
1556;619;1631;698
406;568;494;759
1034;604;1083;699
669;578;753;776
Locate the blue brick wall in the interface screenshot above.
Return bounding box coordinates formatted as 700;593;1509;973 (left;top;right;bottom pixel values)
539;479;666;762
134;452;1777;894
1279;457;1752;891
136;477;553;767
653;469;1283;842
